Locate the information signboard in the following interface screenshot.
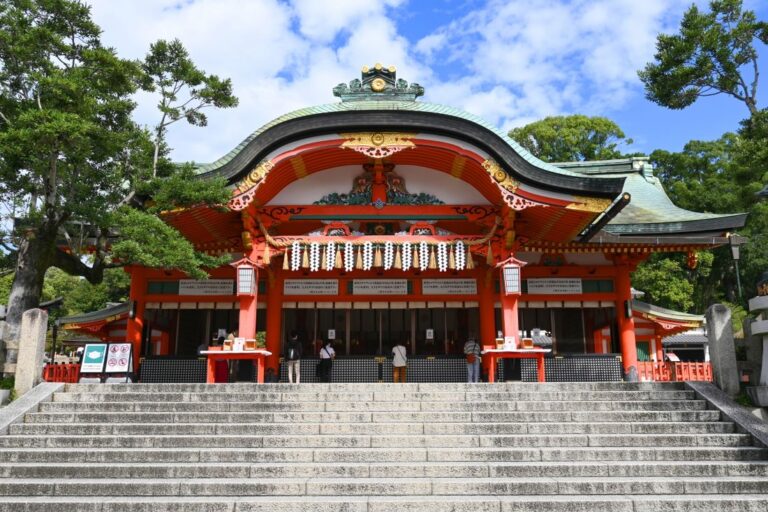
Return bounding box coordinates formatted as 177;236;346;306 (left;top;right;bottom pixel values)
80;344;108;373
104;343;133;373
352;279;408;295
421;279;477;295
284;279;339;295
178;279;234;296
527;278;582;294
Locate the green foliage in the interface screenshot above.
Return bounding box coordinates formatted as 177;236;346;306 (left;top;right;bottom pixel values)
639;0;768;115
0;376;13;390
508;115;632;162
650;135;741;213
140;38;238;176
632;254;696;312
138;165;230;214
0;2;237;326
110;208;227;279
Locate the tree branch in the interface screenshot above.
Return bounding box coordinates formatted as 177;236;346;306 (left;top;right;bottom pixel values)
53;248;105;284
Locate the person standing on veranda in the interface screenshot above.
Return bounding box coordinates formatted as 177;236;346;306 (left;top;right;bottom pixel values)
391;341;408;383
318;340;335;383
464;336;482;383
285;332;303;384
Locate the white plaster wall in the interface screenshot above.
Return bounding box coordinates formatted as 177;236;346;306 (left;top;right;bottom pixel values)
267;165;490;205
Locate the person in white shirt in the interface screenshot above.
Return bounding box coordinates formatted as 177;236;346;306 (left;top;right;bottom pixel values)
391;342;408;383
318;341;335;382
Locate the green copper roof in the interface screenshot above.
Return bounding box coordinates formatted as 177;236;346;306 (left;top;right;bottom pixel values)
194;99;586;179
632;300;705;324
556;157;746;234
60;302;129;327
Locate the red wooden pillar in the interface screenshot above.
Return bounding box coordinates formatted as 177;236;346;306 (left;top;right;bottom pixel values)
500;293;520;346
265;271;283;371
125;266;146;373
478;270;496;346
616;266;639;382
235;251;260;339
238;295;257;339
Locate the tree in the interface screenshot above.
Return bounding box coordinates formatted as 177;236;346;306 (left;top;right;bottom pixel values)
639;0;768;116
0;1;232;335
141;38;238;177
508;115;632;162
650;135;741;214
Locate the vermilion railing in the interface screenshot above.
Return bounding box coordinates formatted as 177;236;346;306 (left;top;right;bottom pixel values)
637;361;712;382
42;364;80;384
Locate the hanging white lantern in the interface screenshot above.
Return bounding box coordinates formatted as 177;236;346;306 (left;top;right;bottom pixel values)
309;242;321;272
325;241;336;271
455;241;466;270
383;241;394;270
291;241;302;271
344;242;354;272
402;242;412;271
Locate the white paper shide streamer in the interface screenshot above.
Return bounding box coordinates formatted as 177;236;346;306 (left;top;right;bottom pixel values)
436;242;448;272
290;241;301;271
325;241;336;271
344;242;354;272
419;241;429;271
309;242;321;272
362;241;374;271
402;242;412;271
383;241;394;270
455;241;466;271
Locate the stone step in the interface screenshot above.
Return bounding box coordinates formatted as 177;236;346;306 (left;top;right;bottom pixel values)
23;410;723;424
9;420;736;436
1;476;768;496
64;382;689;393
37;399;708;413
0;433;752;449
2;461;767;479
0;447;763;463
2;494;768;512
50;390;697;403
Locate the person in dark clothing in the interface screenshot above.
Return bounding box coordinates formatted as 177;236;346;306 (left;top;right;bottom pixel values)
285;332;303;383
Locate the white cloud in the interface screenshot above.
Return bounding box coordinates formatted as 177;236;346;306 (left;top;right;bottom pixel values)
82;0;693;163
421;0;690;128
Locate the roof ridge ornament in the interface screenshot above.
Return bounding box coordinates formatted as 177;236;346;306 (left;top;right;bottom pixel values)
333;63;424;102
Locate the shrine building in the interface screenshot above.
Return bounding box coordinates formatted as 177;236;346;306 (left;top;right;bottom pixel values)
62;65;746;383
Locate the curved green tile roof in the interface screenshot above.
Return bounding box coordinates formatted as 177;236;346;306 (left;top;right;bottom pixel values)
194;100;585;179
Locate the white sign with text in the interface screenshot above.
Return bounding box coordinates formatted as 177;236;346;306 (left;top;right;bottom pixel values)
352;279;409;295
178;279;234;296
526;278;583;295
283;279;339;295
421;278;477;295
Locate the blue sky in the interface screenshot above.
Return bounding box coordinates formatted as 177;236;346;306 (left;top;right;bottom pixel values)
86;0;768;162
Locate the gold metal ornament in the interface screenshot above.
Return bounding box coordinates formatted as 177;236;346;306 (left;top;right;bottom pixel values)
371;78;386;92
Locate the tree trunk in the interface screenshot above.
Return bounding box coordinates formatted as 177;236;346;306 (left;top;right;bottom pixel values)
4;228;56;338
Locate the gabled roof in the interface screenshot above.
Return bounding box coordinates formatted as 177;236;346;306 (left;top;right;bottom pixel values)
60;302;129;329
556;158;746;236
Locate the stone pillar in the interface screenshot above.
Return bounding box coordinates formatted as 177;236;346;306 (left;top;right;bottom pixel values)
706;304;740;397
14;308;48;397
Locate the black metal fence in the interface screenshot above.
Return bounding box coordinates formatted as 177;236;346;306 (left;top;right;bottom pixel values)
138;354;624;383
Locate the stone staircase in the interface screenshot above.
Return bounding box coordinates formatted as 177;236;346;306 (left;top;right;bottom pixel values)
1;382;767;511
